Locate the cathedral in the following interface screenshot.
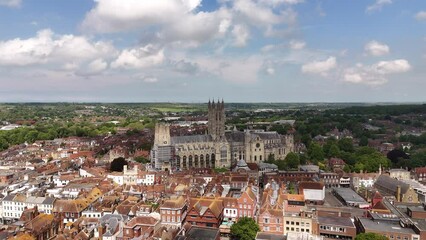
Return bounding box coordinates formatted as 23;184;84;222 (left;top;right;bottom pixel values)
151;100;294;171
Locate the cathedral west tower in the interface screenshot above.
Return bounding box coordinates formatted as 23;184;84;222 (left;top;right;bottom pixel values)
208;99;225;140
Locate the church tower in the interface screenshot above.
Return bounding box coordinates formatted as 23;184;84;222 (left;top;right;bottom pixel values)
208;99;225;140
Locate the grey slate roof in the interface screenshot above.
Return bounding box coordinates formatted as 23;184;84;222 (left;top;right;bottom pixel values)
171;135;213;144
254;132;281;140
375;175;410;194
3;194;15;201
225;132;245;142
42;197;56;205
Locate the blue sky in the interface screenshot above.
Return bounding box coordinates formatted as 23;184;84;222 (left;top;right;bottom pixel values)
0;0;425;102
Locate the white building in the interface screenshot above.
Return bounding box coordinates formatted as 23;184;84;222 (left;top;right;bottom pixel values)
1;194;55;222
137;172;155;186
53;174;73;187
107;172;124;186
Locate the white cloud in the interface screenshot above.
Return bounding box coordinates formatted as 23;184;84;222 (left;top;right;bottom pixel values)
195;55;262;83
0;29;53;66
301;57;336;76
233;0;282;26
0;0;21;8
172;59;199;74
0;29;116;69
257;0;304;7
219;57;262;83
261;44;276;52
159;8;232;45
232;24;250;47
76;58;108;76
266;67;275;75
111;44;164;69
82;0;231;46
343;69;387;86
143;77;158;83
366;0;392;13
343;59;411;86
82;0;200;33
289;40;305;50
415;11;426;21
364;40;390;56
373;59;411;74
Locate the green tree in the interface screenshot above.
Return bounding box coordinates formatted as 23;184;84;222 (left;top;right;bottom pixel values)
308;142;325;163
323;138;337;157
328;144;341;158
267;153;275;162
285;152;300;169
288;182;296;194
359;136;369;146
355;233;387;240
134;156;150;164
338;138;354;152
230;217;260;240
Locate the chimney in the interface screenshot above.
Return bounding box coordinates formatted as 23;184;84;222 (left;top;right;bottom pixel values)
396;185;401;202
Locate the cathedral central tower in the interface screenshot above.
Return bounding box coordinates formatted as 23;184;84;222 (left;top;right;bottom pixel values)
208;99;225;140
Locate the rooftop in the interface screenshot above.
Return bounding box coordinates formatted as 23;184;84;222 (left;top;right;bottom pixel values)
318;216;355;227
358;217;416;234
256;232;286;240
333;187;368;205
186;226;220;240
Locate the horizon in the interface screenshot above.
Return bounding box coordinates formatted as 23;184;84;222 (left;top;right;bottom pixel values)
0;101;425;105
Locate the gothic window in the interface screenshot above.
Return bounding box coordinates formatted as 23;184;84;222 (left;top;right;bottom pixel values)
206;154;210;166
189;155;193;167
176;156;180;168
200;155;204;167
182;156;187;169
220;146;227;162
194;155;199;168
211;154;215;167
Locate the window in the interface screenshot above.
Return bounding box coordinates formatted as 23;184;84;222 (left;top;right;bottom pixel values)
264;218;269;223
276;218;280;223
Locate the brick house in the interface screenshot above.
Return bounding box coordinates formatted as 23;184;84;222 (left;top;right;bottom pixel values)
258;181;284;234
236;187;257;219
186;198;223;228
160;196;187;228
